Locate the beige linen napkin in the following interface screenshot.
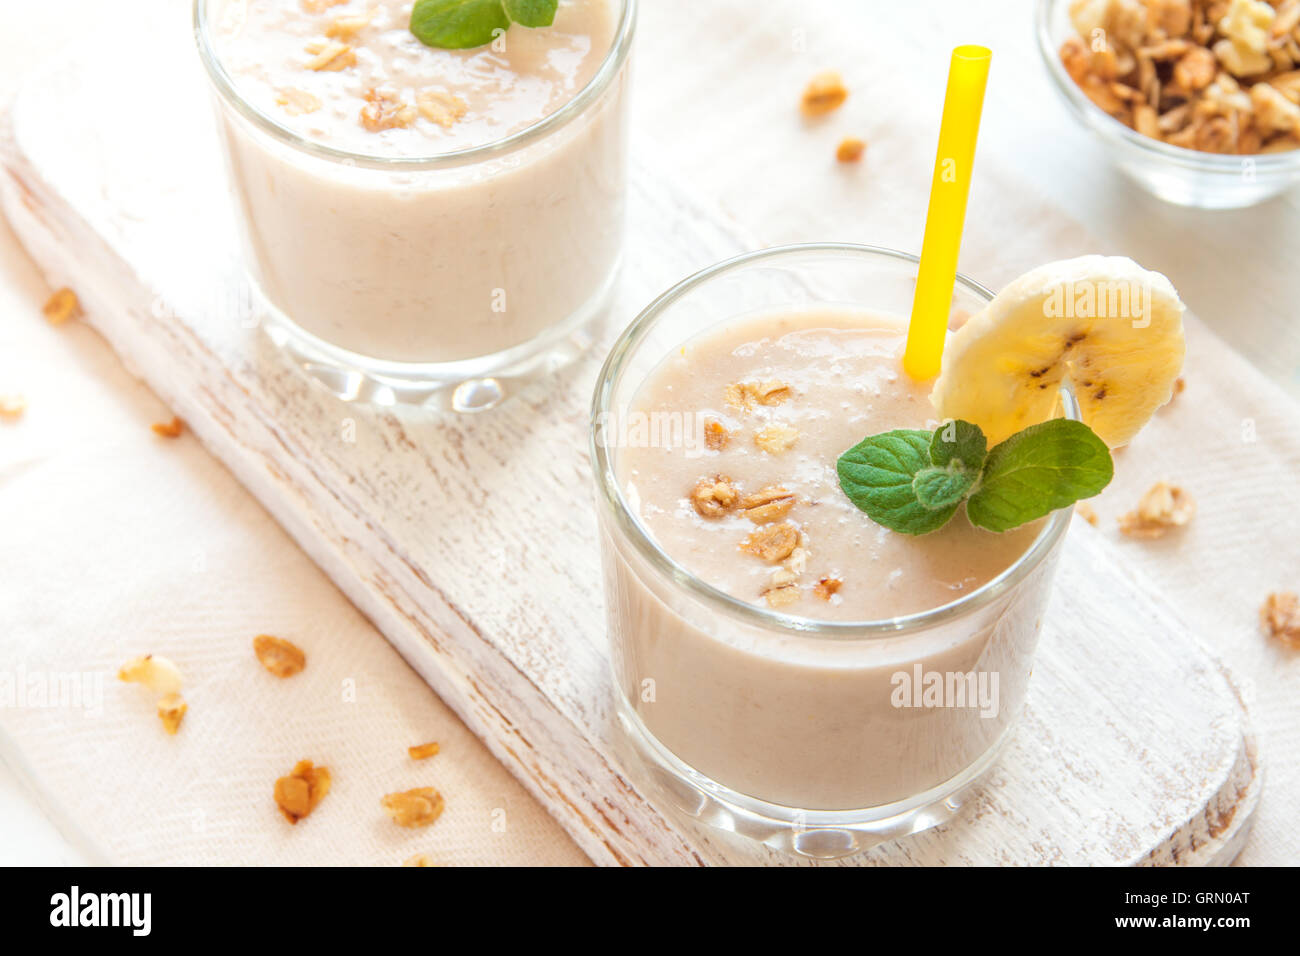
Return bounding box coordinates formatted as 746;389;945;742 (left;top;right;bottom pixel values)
0;239;587;865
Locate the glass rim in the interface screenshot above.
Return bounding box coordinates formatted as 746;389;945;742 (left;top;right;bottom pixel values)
192;0;637;172
1035;0;1300;173
589;242;1076;640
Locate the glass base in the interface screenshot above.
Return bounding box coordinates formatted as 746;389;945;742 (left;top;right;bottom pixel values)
258;267;619;412
614;698;1011;861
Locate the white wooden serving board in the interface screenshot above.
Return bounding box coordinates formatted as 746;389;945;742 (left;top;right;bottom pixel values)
0;30;1261;866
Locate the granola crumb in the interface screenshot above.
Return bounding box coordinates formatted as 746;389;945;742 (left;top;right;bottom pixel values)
417;89;469;128
801;70;848;116
157;693;187;735
703;420;730;451
725;380;791;411
1076;502;1099;526
755;423;799;454
739;486;797;524
275;87;322;116
304;40;356;72
275;760;332;824
42;288;80;325
814;577;843;600
762;583;802;608
151;417;184;439
118;654;183;695
326;12;373;40
1261;592;1300;648
361;88;417;131
403;854;438;867
0;394;27;421
253;634;307;678
381;787;446;828
741;522;800;563
408;741;441;761
1118;481;1195;538
836;137;867;162
690;474;740;518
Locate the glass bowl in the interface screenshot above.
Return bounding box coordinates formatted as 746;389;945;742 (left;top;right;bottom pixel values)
1036;0;1300;208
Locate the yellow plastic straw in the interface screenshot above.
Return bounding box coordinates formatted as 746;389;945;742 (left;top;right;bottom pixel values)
903;45;992;381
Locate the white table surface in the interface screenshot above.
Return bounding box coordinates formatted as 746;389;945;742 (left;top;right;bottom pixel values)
1;0;1296;866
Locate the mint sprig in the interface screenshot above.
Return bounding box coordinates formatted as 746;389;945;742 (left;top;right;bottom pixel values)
837;418;1112;535
410;0;557;50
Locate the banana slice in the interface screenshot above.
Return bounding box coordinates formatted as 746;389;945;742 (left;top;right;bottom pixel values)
931;256;1185;448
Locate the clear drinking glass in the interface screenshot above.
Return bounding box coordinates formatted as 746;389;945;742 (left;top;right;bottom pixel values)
194;0;636;410
590;244;1076;859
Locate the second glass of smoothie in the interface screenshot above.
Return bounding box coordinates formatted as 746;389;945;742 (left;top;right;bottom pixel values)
591;244;1075;859
195;0;635;410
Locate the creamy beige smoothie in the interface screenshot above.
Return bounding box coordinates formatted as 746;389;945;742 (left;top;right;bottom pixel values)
605;309;1056;811
202;0;628;364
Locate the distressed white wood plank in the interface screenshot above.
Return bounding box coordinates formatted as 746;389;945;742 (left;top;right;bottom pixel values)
0;20;1259;866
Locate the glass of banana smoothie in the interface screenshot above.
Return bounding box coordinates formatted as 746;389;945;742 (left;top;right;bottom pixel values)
592;245;1078;859
195;0;635;410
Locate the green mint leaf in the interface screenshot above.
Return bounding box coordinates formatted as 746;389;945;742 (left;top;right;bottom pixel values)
913;465;977;511
966;419;1113;533
503;0;558;27
837;430;960;535
411;0;510;50
930;419;987;472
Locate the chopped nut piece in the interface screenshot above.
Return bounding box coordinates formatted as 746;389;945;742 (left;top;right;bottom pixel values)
755;423;799;455
305;40;356;72
302;0;348;11
157;693;187;735
814;577;842;601
253;634;307;678
360;88;417;131
404;854;438;867
381;787;446;828
703;420;730;451
1075;502;1099;527
836;137;867;162
417;89;469;128
275;88;321;116
690;474;739;518
0;394;26;421
118;654;183;696
326;12;373;40
408;741;441;760
1118;481;1195;538
741;522;799;563
42;288;80;324
1260;592;1300;648
151;417;184;438
762;583;802;608
739;486;797;524
274;760;332;824
1174;46;1218;90
1250;81;1300;134
801;70;848;116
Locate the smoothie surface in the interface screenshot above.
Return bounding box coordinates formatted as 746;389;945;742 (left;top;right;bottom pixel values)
617;310;1043;622
212;0;616;156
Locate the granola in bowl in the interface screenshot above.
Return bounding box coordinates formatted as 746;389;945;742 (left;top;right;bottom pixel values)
1058;0;1300;155
1038;0;1300;206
